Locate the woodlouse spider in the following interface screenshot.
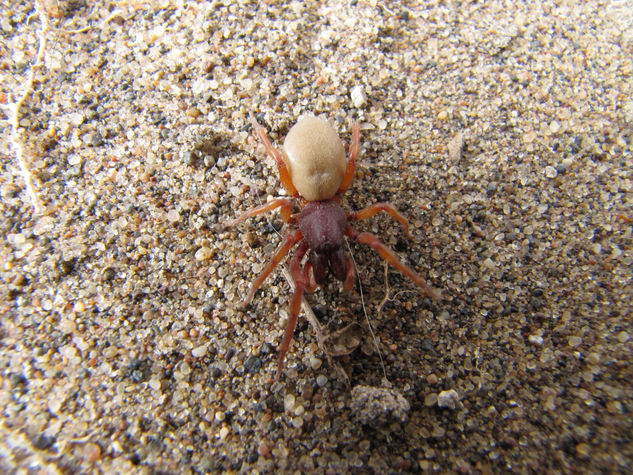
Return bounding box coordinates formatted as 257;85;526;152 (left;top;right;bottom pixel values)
228;113;441;379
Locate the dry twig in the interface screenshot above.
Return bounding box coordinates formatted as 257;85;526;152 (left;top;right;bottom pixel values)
5;0;50;215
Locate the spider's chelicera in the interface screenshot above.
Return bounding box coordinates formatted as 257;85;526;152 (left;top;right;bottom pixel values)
228;113;441;379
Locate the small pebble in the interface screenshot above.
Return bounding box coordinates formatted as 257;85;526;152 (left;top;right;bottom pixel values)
284;394;296;412
448;132;464;161
195;247;213;261
606;400;623;414
149;377;161;391
437;389;459;409
81;443;101;462
192;345;208;358
309;357;322;370
183;150;198;165
424;393;438;407
82;131;103;147
243;355;262;374
258;442;271;458
350;85;367;108
528;335;544;346
568;336;583;347
576;443;591;458
544;166;558;178
166;209;180;223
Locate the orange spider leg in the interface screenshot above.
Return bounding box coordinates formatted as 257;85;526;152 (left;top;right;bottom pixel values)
349;203;411;237
249;112;299;197
226;198;294;227
244;229;303;305
343;255;355;291
337;120;360;194
346;227;441;301
276;241;310;379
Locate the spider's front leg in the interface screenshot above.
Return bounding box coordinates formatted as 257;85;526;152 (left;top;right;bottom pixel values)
244;229;303;305
277;241;310;379
225;198;295;228
249;112;299;198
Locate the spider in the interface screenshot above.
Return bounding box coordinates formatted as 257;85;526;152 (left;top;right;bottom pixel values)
228;112;441;379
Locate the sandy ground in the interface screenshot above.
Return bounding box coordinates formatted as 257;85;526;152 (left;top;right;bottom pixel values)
1;0;632;472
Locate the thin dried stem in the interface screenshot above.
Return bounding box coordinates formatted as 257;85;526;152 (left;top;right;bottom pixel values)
5;0;50;215
346;239;388;383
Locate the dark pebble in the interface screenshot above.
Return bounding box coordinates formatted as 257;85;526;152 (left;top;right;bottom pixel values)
183;150;198;165
244;355;262;374
33;434;55;450
101;267;116;282
58;258;76;276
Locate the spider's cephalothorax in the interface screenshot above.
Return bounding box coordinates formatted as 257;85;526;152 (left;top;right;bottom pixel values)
298;200;348;284
227;112;441;379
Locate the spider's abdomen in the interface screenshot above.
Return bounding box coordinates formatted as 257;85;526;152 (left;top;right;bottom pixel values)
283;117;346;201
298;201;347;253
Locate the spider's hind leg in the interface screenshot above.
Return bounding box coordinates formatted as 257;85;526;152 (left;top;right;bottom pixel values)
277;241;310;379
345;226;441;301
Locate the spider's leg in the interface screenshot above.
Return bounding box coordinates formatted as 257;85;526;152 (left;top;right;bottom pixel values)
244;229;303;305
337;120;360;194
249;112;299;197
277;241;310;379
348;202;411;237
226;198;294;228
345;226;441;300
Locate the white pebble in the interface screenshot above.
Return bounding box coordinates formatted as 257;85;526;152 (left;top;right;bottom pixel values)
166;209;180;223
195;247;212;261
149;377;161;391
528;335;544;346
309;357;322;370
284;394;296;412
350;85;367;108
192;344;208;358
437;389;459;409
545;166;558;178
